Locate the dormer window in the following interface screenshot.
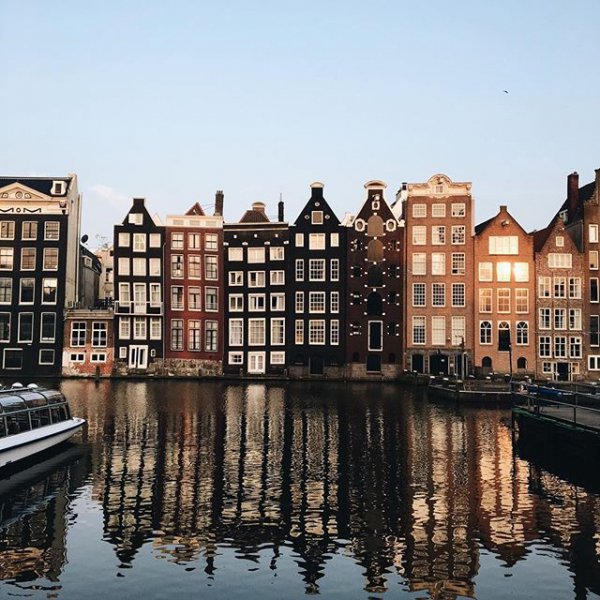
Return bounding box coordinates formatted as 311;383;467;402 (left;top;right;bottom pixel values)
128;213;143;225
51;181;65;195
556;236;564;247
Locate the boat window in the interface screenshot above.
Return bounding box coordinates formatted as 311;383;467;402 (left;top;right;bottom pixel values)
41;390;66;405
0;396;27;412
21;392;49;408
0;417;6;437
50;405;69;424
29;408;52;429
9;412;31;433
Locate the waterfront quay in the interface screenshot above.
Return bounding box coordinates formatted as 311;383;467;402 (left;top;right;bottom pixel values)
0;380;599;599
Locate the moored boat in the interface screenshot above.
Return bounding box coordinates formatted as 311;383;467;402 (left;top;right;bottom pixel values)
0;383;85;469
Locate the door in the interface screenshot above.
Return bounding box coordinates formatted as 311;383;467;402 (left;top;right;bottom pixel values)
248;352;266;374
310;356;324;375
556;362;569;381
430;352;449;376
129;345;148;369
411;354;424;374
366;354;382;373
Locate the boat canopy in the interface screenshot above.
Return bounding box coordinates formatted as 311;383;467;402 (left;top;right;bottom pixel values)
0;389;67;413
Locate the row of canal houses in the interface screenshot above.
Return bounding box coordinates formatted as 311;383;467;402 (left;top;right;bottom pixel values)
0;169;599;381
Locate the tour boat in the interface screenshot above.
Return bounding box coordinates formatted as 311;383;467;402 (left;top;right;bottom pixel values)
0;383;85;470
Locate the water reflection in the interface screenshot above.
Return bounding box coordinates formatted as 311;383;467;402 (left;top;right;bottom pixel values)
1;380;599;598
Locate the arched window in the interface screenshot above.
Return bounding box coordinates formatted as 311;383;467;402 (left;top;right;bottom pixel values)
367;215;384;237
517;357;527;369
368;265;383;287
367;239;384;262
480;321;492;345
367;292;383;315
516;321;529;345
482;356;493;368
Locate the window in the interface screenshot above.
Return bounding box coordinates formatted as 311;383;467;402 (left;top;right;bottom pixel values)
118;257;130;276
249;294;266;311
515;289;529;313
249;319;265;345
295;259;304;281
0;248;14;270
228;247;243;261
309;233;326;250
540;334;553;357
570;336;582;359
248;248;265;263
18;313;33;343
451;317;465;345
150;318;161;340
149;233;161;247
451;203;466;217
150;282;162;306
489;236;518;255
128;213;143;225
431;253;445;275
554;277;566;298
229;319;243;346
311;210;323;224
171;255;184;278
548;253;572;268
205;288;218;311
205;256;218;280
21;248;36;270
569;308;582;330
451;253;465;275
45;222;60;240
514;263;529;282
119;283;130;304
149;258;161;277
590;224;599;243
295;292;304;313
451;226;465;245
479;289;492;313
331;320;340;345
295;320;304;344
229;351;243;365
205;234;218;251
133;233;146;252
309;292;326;313
132;258;146;276
69;353;85;363
20;278;35;304
309;320;326;344
554;336;567;358
431;316;445;345
412;317;425;344
92;322;107;347
270;270;285;285
432;226;446;245
295;233;304;247
39;349;55;364
556;236;564;247
188;233;201;249
516;322;528;346
497;289;510;313
452;283;465;307
270;351;285;365
229;271;243;286
569;277;581;299
271;318;285;345
171;232;184;249
90;353;106;363
117;231;130;248
368;321;383;351
412;226;426;245
0;221;15;239
171;319;183;350
480;321;492;345
271;293;285;311
412;204;426;218
432;204;446;218
133;283;146;312
592;278;599;303
589;356;600;371
331;259;340;281
538;276;551;298
43;248;59;270
249;272;265;287
592;316;600;347
205;321;218;352
229;294;243;311
331;292;339;313
0;313;9;341
539;308;551;330
412;253;426;275
0;279;11;304
496;262;511;281
413;283;426;307
16;224;37;248
269;247;284;261
478;262;492;281
554;308;566;330
432;283;445;306
591;251;599;270
331;233;339;247
309;259;325;281
188;254;203;279
40;313;56;343
171;286;184;310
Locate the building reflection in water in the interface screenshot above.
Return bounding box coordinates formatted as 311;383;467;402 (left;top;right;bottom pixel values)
0;379;586;598
0;443;89;588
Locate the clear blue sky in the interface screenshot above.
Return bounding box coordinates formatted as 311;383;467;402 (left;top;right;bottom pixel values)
1;0;599;243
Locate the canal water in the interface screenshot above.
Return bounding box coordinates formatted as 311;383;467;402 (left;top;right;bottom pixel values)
0;380;599;599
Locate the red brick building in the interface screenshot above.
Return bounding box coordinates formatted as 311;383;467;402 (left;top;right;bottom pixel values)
473;206;535;377
345;181;403;378
164;194;224;376
402;174;474;376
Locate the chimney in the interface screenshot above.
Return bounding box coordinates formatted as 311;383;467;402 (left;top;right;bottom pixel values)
133;197;145;208
310;181;324;200
214;190;224;216
499;204;507;212
567;172;579;219
278;199;284;222
252;202;266;215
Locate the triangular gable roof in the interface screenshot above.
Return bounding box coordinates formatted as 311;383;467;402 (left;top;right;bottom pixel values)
0;181;49;201
0;176;72;196
533;213;580;253
294;183;340;227
474;207;530;238
185;202;205;216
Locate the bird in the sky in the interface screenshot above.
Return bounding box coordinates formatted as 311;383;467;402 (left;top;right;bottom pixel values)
503;90;509;94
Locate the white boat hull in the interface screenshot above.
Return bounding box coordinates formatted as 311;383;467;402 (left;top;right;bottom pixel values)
0;418;86;469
